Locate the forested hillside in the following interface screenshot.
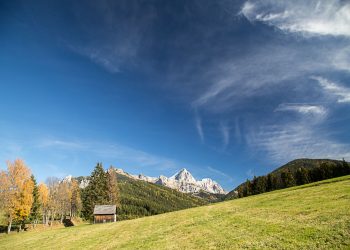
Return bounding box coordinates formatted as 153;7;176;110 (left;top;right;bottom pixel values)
225;158;350;200
271;158;345;174
78;173;208;221
116;173;208;220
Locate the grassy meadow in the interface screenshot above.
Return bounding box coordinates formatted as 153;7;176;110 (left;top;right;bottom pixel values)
0;175;349;249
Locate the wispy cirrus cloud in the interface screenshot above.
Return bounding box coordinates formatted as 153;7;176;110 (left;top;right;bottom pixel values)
194;113;204;143
311;76;350;103
207;166;234;183
332;47;350;73
246;123;350;163
65;0;157;73
219;122;230;148
275;103;327;116
241;0;350;37
38;138;181;172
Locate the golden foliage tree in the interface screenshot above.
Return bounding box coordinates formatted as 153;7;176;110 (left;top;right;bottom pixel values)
38;183;49;225
0;159;34;233
70;179;82;218
46;177;60;226
107;166;120;208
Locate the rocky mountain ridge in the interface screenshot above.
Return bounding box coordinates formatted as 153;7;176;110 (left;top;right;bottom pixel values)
117;168;227;195
68;167;226;195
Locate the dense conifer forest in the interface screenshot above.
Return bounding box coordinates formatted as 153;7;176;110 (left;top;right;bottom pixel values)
225;159;350;200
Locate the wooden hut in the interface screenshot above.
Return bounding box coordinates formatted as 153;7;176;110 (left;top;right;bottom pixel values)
93;205;117;223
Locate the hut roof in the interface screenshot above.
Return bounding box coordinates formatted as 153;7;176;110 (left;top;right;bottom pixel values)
93;205;116;215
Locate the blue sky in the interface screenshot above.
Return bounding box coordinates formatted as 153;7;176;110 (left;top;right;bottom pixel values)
1;0;350;190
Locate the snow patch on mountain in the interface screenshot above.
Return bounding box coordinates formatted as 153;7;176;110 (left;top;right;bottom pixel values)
129;168;227;194
65;167;227;194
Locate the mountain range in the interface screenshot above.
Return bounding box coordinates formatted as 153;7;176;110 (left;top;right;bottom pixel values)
114;168;227;195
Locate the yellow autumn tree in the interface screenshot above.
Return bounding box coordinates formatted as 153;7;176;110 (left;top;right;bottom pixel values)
70;179;81;218
57;181;71;223
38;183;49;225
0;159;34;233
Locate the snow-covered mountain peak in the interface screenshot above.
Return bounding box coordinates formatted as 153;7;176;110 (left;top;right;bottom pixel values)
170;168;196;183
76;167;227;195
62;175;73;183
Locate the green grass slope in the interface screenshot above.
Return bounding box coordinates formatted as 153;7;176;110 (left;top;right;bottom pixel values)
1;175;349;249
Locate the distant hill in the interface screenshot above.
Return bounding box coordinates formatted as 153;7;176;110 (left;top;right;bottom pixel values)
225;158;348;200
271;158;346;174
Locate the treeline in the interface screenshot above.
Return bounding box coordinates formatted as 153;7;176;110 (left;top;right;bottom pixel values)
0;159;81;234
234;159;350;198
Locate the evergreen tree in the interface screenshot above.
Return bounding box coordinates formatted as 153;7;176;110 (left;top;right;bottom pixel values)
266;174;277;192
341;158;350;176
255;176;267;194
243;179;252;197
295;168;309;186
251;176;258;195
81;163;109;221
29;175;41;227
281;170;295;188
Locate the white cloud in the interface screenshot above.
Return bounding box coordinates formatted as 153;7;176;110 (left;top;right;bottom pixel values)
234;118;242;144
195;114;204;143
220;122;230;148
275;103;327;116
241;0;350;37
246;169;255;178
207;166;234;183
311;76;350;103
38;138;181;171
69;46;122;73
37;139;86;150
65;1;156;73
246;123;350;163
332;47;350;72
191;42;331;114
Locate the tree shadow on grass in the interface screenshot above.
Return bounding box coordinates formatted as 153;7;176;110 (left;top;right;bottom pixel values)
63;219;74;227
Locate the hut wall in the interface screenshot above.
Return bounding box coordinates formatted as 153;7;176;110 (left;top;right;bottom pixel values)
94;214;115;223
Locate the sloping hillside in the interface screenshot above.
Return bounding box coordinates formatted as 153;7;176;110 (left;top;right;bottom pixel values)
272;158;345;174
1;175;349;249
225;158;348;200
115;173;208;220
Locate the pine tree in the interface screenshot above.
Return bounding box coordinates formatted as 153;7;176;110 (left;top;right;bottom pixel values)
266;174;277;192
243;179;252;197
29;175;41;227
295;168;309;186
255;176;267;194
81;163;109;221
281;170;295;188
251;176;258;195
342;158;350;176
